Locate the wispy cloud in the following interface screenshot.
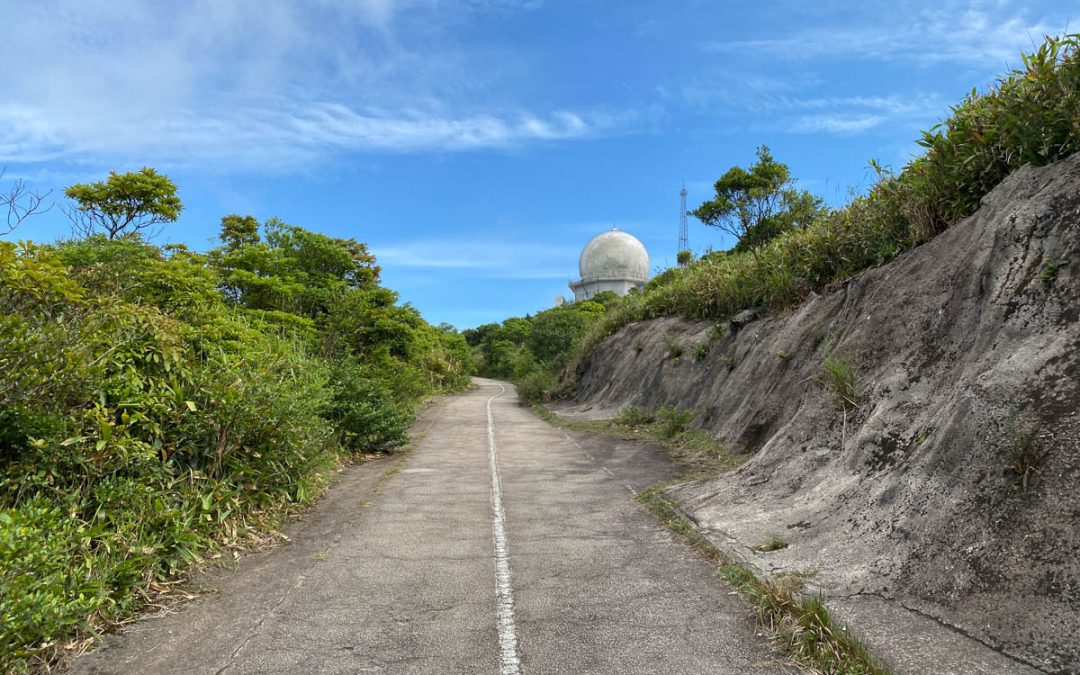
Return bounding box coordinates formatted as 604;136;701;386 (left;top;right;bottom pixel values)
683;1;1071;138
372;239;579;280
780;93;946;135
702;1;1061;67
0;102;613;169
0;0;617;170
682;71;948;136
790;114;887;134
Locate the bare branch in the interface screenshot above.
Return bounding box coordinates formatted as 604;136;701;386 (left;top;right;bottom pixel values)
0;168;53;236
63;202;97;239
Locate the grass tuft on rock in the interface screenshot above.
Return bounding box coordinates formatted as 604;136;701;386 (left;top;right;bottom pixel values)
638;486;890;675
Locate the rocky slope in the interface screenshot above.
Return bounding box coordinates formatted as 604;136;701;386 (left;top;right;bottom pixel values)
555;155;1080;673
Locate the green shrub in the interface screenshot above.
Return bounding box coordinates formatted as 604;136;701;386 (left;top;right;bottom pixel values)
515;369;557;406
655;405;693;441
614;406;656;427
329;363;413;453
0;498;103;668
525;306;591;365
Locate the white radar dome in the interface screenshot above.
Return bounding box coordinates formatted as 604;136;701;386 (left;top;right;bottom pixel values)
578;228;649;282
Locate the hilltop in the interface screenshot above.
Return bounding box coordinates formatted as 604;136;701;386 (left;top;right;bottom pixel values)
553;145;1080;674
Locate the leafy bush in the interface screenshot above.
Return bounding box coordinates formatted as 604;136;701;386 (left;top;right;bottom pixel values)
327;360;413;452
0;499;103;667
525;305;594;367
466;301;610;398
515;369;557;406
614;407;656;427
655;405;693;441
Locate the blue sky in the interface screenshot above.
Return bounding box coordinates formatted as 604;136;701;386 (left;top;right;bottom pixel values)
0;0;1072;328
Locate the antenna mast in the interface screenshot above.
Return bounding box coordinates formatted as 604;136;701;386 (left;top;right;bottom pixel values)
678;183;689;255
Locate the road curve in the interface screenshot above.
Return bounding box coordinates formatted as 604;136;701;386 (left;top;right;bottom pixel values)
71;378;790;674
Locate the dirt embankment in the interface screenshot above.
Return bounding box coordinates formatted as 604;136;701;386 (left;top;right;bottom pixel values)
556;155;1080;673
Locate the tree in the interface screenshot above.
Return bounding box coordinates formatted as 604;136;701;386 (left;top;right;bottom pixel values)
64;167;182;239
676;250;693;266
219;214;260;249
499;317;533;345
588;290;621;308
1;168;51;236
526;306;590;365
692;146;825;259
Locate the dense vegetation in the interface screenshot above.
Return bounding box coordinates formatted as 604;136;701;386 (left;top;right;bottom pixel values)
484;34;1079;401
464;293;615;403
0;190;469;670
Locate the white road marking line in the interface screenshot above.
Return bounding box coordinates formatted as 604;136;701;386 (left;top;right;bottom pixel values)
486;384;522;675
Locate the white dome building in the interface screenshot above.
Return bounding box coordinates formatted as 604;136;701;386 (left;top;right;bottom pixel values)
569;228;649;302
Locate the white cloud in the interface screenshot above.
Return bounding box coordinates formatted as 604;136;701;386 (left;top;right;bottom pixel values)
781;94;946;135
682;73;948;136
790;113;888;134
0;103;617;168
0;0;607;170
372;239;578;280
702;1;1061;67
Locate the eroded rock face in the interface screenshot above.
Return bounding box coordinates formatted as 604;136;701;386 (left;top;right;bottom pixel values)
558;154;1080;672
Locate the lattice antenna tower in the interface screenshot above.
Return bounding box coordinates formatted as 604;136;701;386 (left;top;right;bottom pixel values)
678;183;689;254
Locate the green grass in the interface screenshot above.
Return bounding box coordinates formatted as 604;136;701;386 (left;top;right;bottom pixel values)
1002;422;1045;491
665;335;685;360
821;353;860;411
613;406;656;427
535;404;742;477
654;405;692;440
638;486;890;675
753;532;790;552
1039;260;1059;285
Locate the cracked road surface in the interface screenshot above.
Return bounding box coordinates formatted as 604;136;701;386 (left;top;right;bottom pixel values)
71;378;790;674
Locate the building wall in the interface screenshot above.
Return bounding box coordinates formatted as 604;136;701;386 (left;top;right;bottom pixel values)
569;278;644;302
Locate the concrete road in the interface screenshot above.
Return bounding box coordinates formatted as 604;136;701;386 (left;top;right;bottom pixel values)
71;378;791;674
